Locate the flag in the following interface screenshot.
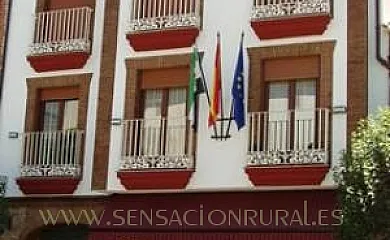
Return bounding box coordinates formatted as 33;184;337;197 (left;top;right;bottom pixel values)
208;33;222;127
231;33;245;130
188;47;205;129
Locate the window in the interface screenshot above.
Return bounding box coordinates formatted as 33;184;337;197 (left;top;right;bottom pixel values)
41;99;79;131
266;80;317;151
141;88;187;156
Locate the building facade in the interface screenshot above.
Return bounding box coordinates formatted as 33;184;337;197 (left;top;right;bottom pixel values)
0;0;389;239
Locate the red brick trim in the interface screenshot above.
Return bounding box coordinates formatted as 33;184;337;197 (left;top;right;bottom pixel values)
347;0;368;135
247;41;335;113
25;74;92;132
91;0;120;190
124;53;192;120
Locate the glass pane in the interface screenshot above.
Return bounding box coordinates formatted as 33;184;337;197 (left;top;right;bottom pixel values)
294;80;316;150
166;88;187;155
43;101;60;131
267;83;289;151
143;90;163;156
295;80;316;110
63;100;79;130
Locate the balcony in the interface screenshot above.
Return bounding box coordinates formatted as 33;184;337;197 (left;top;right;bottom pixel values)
126;0;201;51
16;130;84;194
251;0;332;39
27;7;93;72
117;117;195;190
245;108;330;186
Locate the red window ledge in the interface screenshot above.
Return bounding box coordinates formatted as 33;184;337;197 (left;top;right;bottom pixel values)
127;27;200;51
251;15;331;40
117;170;194;190
16;177;81;194
27;52;90;73
245;165;329;186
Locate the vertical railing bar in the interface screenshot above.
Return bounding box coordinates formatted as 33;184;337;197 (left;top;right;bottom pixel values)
134;120;139;157
256;113;261;152
262;113;267;151
35;14;40;43
250;114;255;152
65;130;70;165
318;108;322;150
75;8;80;39
128;121;134;158
24;133;29;166
147;0;151;18
139;121;144;156
324;109;329;164
168;0;172;17
161;118;166;156
179;0;182;16
74;131;81;166
70;130;75;167
48;11;53;43
158;0;162;18
33;133;39;166
44;12;49;43
55;131;61;166
122;121;129;157
174;0;178;16
60;130;65;166
195;0;200;18
42;132;47;167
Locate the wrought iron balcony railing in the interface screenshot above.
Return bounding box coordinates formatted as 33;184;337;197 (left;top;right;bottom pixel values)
252;0;331;20
120;117;195;170
247;108;330;166
20;130;84;177
129;0;201;32
30;7;93;56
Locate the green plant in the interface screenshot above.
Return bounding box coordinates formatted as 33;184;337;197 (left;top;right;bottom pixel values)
335;108;390;240
0;176;9;235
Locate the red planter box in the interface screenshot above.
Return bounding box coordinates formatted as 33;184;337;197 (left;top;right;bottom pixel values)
245;165;329;186
27;52;90;72
127;28;199;51
16;177;81;194
117;170;194;190
251;15;331;40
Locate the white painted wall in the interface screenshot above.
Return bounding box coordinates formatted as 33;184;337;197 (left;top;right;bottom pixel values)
0;0;105;196
107;0;348;190
0;0;349;196
368;0;390;114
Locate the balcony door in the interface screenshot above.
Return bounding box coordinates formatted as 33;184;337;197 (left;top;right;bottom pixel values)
142;88;187;156
267;80;317;152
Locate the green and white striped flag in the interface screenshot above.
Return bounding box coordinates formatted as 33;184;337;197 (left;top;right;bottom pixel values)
188;47;204;129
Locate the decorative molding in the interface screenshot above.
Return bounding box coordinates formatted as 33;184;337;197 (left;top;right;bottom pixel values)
248;150;327;166
20;165;81;177
128;14;200;33
120;155;194;170
252;0;331;20
29;39;91;56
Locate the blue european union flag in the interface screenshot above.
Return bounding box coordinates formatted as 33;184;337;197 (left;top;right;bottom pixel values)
231;34;245;130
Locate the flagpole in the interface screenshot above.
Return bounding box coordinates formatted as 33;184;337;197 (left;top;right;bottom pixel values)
226;31;245;136
226;99;234;137
197;48;218;137
217;32;225;141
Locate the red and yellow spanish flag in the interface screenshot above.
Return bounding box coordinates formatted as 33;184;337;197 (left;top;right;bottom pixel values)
208;33;222;127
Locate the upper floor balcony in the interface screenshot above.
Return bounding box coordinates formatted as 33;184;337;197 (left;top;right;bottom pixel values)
126;0;202;51
16;129;85;194
117;117;195;190
27;7;94;72
246;108;331;186
250;0;332;39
